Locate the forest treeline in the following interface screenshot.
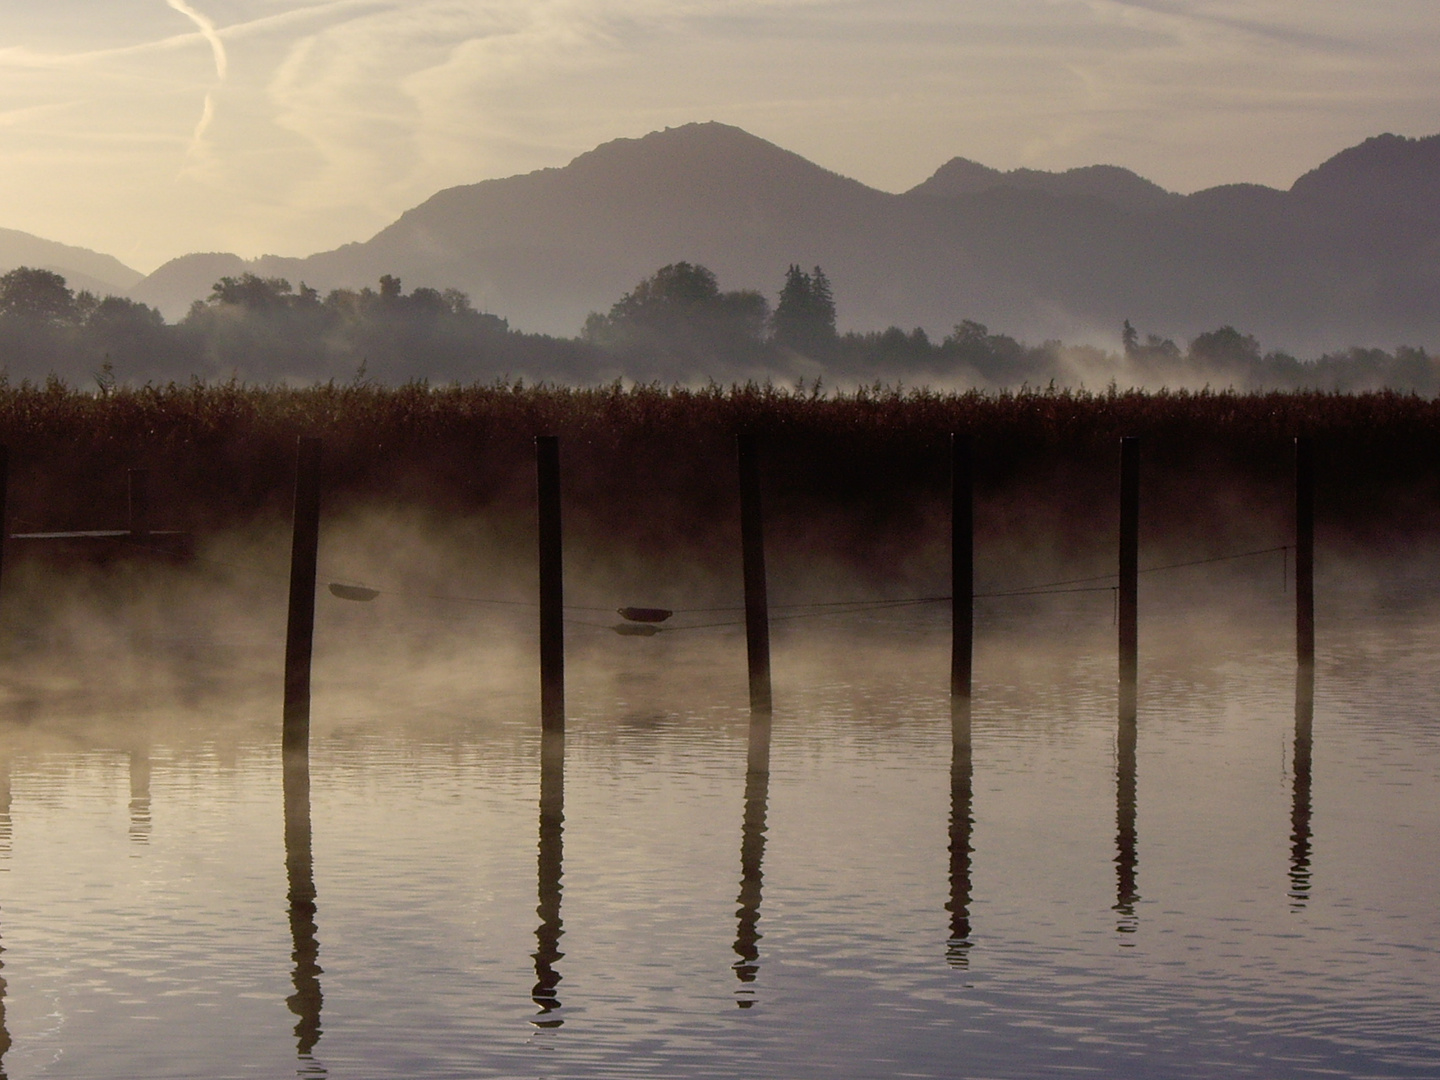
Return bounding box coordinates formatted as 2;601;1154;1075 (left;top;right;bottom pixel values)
0;262;1436;392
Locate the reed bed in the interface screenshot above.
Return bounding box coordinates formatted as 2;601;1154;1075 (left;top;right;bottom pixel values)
2;380;1437;557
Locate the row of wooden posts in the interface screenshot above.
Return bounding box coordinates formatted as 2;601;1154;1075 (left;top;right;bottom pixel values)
277;433;1318;741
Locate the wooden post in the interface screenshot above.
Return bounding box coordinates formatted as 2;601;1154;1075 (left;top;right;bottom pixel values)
536;436;565;732
737;434;772;714
283;437;322;751
127;468;150;543
0;445;8;596
1295;437;1315;669
952;433;973;701
1118;436;1139;722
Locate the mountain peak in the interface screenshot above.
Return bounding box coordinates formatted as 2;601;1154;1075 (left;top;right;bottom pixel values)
907;157;1178;213
555;121;876;197
1290;132;1440;219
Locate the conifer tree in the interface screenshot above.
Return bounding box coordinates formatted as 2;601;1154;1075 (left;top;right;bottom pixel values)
770;264;837;355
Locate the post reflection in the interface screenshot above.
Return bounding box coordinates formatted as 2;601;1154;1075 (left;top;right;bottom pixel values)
532;731;565;1026
1114;716;1139;937
283;749;326;1077
0;757;12;1074
1290;665;1315;909
946;701;974;966
0;757;11;859
128;747;151;844
733;713;771;1006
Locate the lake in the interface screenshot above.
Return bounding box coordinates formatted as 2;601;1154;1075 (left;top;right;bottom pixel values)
0;550;1436;1079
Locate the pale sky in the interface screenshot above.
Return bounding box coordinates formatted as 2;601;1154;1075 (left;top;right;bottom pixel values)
3;0;1437;273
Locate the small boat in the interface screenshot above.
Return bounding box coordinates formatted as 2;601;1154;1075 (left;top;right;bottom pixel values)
329;582;381;602
617;607;674;623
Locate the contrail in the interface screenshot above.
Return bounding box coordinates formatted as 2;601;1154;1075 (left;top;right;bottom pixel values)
166;0;226;157
166;0;227;78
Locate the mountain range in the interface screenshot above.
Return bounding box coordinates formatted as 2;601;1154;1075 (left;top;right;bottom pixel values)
6;123;1439;354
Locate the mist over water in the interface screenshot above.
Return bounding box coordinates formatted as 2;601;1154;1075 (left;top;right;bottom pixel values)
0;507;1436;1077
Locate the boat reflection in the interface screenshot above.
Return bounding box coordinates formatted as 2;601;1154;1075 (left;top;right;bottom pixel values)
532;731;565;1027
1290;665;1315;909
733;713;771;1006
1114;715;1139;937
283;748;326;1077
946;701;974;967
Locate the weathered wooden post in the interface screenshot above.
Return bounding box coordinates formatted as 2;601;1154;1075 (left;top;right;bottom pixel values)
1295;437;1315;670
1118;436;1139;722
952;433;973;702
536;436;565;732
1115;437;1141;924
127;468;150;544
283;437;322;751
737;434;772;714
0;445;8;595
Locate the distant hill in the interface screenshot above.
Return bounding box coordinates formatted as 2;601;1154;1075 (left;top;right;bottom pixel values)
131;252;252;314
907;159;1180;214
1;227;143;296
126;124;1440;354
135;122;893;327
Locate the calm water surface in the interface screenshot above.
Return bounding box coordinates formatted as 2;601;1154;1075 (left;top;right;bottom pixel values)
0;570;1437;1078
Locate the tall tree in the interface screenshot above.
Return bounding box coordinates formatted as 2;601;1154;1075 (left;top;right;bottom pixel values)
0;266;77;323
770;264;837;355
584;262;769;362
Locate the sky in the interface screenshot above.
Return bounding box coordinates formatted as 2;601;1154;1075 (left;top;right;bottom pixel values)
2;0;1437;274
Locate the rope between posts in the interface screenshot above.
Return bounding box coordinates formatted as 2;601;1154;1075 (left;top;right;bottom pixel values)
78;528;1292;627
